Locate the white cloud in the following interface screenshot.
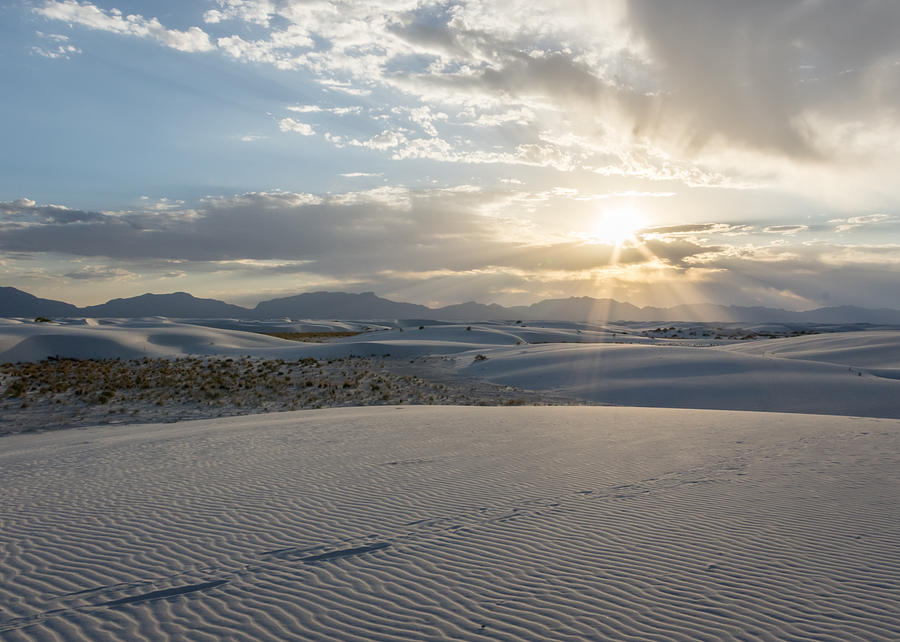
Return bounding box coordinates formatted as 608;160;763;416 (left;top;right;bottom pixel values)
30;1;900;206
34;1;214;53
763;225;809;235
278;118;315;136
329;186;411;210
203;0;275;27
287;104;362;116
832;213;892;233
332;130;407;151
33;31;80;58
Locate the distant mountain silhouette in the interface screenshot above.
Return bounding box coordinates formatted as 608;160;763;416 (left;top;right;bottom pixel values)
81;292;252;318
2;286;900;324
0;287;80;317
431;301;511;321
253;291;430;318
516;296;647;322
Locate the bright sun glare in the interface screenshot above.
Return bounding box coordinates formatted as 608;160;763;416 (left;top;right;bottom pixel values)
591;208;645;245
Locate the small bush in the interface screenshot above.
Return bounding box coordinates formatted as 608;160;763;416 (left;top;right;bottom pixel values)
34;317;52;323
474;354;488;361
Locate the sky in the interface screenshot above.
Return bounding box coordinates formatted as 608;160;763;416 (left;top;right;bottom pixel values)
2;0;900;310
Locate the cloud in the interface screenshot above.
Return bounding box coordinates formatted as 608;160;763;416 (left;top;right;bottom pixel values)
32;1;900;203
640;223;753;238
32;44;82;59
203;0;275;27
1;191;701;274
6;190;900;309
278;118;315;135
1;199;104;224
625;1;900;158
831;213;892;232
0;186;900;303
763;225;809;235
34;1;214;53
63;265;136;280
32;32;81;59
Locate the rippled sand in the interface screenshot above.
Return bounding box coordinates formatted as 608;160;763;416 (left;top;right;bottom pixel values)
2;406;898;640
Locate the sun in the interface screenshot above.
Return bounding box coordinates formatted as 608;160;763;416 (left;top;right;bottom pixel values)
590;207;645;245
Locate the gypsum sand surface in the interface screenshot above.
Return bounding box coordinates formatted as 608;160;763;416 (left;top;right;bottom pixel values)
0;405;898;641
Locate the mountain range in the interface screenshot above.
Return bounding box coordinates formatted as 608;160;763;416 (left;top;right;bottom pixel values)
3;286;900;324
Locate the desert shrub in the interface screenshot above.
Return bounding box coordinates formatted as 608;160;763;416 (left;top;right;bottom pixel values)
6;379;25;398
474;354;488;361
34;317;52;323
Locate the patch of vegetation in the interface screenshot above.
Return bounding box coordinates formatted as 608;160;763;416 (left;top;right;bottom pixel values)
258;331;362;343
0;353;586;435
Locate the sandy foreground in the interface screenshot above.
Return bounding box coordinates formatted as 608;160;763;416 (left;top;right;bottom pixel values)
1;405;898;641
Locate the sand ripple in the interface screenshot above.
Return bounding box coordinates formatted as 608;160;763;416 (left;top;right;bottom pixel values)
1;406;898;640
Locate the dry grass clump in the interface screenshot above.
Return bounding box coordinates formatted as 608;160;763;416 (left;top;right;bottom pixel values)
642;326;819;341
258;331;362;342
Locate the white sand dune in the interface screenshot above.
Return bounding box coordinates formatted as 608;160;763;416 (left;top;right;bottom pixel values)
0;320;525;363
1;406;898;640
3;320;900;419
461;342;900;419
0;319;661;364
0;320;314;363
724;330;900;379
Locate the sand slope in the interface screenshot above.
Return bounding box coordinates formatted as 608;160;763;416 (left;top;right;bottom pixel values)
723;330;900;379
1;406;898;641
461;343;900;418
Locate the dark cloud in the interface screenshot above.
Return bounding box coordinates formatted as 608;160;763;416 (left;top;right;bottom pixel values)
1;200;106;224
690;250;900;309
626;0;900;157
0;192;716;276
4;192;898;309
